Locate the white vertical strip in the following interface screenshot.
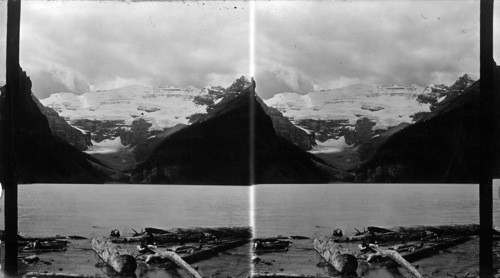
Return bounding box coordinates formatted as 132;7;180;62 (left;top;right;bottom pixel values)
249;2;256;277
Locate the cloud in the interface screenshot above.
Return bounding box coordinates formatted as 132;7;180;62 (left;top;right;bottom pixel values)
6;1;250;98
1;1;500;101
29;69;90;99
255;1;481;99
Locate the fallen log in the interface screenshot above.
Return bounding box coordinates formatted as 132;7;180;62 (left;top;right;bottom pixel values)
110;233;178;244
137;238;249;265
110;234;147;243
253;235;309;241
367;244;422;278
91;236;137;275
114;226;251;244
18;233;86;241
172;226;252;242
369;224;480;235
253;236;290;242
22;273;101;278
341;224;482;243
356;236;472;270
254;239;291;250
22;255;40;264
249;273;330;278
145;227;172;234
402;236;471;263
313;236;358;275
254;248;289;254
289;235;310;240
182;238;249;263
22;240;68;251
145;246;202;278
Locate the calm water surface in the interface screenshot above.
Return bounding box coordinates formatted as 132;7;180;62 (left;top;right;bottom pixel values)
0;184;250;237
255;183;485;237
254;183;500;278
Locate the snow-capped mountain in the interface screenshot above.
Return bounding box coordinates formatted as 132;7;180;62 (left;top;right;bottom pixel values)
40;80;248;158
40;76;314;171
263;75;475;154
355;75;485;183
39;73;475;173
42;84;212;131
265;83;429;130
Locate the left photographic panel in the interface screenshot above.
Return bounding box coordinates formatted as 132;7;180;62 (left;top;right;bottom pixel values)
0;1;252;277
3;0;252;185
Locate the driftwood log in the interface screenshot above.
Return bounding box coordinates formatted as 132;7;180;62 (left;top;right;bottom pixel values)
343;224;482;242
250;273;330;278
136;238;249;265
145;246;202;278
112;226;251;244
18;233;87;241
402;236;471;263
367;244;423;278
22;273;100;278
91;236;137;275
313;236;358;274
253;236;309;242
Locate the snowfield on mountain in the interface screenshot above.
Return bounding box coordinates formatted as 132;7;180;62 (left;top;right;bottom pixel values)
41;84;216;132
263;83;434;130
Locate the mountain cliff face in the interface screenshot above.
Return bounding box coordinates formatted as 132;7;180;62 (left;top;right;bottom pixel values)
412;74;476;121
130;81;345;184
0;68;109;184
257;98;315;150
32;96;91;151
355;70;500;183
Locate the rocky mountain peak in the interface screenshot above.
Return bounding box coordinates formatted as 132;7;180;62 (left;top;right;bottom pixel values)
226;75;253;93
450;73;476;92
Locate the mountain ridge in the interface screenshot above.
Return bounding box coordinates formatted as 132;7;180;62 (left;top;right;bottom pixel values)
130;81;347;184
0;68;111;184
355;69;500;183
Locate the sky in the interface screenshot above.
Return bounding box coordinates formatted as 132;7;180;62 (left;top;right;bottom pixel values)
0;1;499;100
0;1;251;99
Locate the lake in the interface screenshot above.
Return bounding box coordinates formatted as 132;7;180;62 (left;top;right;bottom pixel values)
254;183;499;277
0;184;251;278
0;184;250;237
254;183;489;237
0;182;499;277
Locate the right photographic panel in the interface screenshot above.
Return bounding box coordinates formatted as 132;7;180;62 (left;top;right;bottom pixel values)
252;0;498;277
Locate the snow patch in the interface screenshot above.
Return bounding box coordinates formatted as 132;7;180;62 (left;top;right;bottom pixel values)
85;137;126;154
294;124;313;134
71;125;89;134
437;95;447;103
213;97;223;105
309;137;349;154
